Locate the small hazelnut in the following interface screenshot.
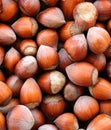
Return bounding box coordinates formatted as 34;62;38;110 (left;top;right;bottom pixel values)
41;94;66;119
36;45;59;70
66;62;98;86
11;16;38;38
64;34;88;61
37;70;66;94
15;56;38;79
0;23;16;46
87;114;111;130
63;81;84;102
74;95;99;121
37;7;66;28
89;77;111;100
36;29;58;50
4;47;21;73
54;113;79;130
20;78;42;109
87;26;111;54
19;0;40;16
7;105;34;130
19;39;37;56
0;81;12;106
0;0;18;22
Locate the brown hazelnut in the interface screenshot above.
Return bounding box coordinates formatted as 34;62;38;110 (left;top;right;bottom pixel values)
0;0;18;22
0;81;12;106
4;47;21;73
64;34;88;61
19;0;40;16
36;45;59;70
11;16;38;38
19;39;37;56
87;114;111;130
6;105;34;130
0;23;16;46
41;94;66;119
20;78;42;109
37;70;66;94
15;56;38;79
74;95;99;121
87;26;111;54
54;113;79;130
94;0;111;21
89;77;111;100
37;7;66;28
36;29;58;50
31;108;45;130
66;62;98;86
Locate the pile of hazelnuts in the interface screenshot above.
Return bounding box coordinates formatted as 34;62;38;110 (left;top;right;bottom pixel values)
0;0;111;130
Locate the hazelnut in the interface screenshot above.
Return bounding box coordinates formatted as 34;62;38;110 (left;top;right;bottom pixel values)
36;29;58;50
11;16;38;38
58;48;73;73
19;0;40;16
66;62;98;86
54;113;79;130
20;78;42;109
37;70;66;94
0;0;18;22
64;34;88;61
41;94;66;119
37;7;66;28
0;23;16;46
6;105;34;130
73;2;98;32
15;56;38;79
87;26;111;54
31;108;45;130
0;81;12;106
85;52;106;72
87;114;111;130
6;75;23;97
19;39;37;56
94;0;111;21
4;47;21;73
60;0;84;20
36;45;59;70
63;81;84;102
89;77;111;100
74;95;99;121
